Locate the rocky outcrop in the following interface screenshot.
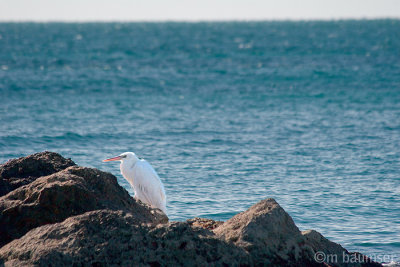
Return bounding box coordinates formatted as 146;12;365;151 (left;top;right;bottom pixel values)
0;152;382;267
213;198;316;266
0;210;250;266
302;230;381;267
0;151;75;197
213;198;379;267
0;154;168;247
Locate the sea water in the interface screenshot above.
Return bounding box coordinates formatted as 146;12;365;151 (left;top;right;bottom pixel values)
0;21;399;263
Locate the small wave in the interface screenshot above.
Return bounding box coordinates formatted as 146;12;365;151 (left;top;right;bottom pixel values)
209;138;239;145
382;262;400;267
44;132;84;140
40;132;119;141
353;242;400;247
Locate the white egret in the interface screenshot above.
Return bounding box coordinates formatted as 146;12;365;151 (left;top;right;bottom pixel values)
103;152;167;214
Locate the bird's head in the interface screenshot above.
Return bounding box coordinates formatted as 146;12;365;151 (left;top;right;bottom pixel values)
103;152;136;162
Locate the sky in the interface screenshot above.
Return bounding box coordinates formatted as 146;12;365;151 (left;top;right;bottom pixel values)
0;0;399;21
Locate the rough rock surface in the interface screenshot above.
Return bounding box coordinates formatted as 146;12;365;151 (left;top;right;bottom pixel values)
302;230;381;267
213;198;379;267
186;217;224;230
0;152;382;267
0;151;75;197
213;198;316;266
0;210;250;267
0;157;167;247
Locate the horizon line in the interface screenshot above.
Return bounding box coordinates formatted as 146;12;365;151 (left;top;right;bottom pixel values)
0;16;399;23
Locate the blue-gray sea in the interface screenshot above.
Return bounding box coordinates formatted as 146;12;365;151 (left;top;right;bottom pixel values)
0;21;399;263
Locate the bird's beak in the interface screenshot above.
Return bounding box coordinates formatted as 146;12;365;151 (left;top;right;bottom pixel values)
103;156;122;162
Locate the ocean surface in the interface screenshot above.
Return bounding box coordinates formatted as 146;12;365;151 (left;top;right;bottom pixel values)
0;21;399;263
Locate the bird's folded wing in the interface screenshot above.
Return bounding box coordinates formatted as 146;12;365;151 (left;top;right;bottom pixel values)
133;160;166;210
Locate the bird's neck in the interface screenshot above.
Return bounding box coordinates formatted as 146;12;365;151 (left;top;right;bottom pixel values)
121;155;139;170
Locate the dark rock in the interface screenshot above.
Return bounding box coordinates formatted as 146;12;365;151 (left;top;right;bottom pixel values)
302;229;349;266
0;151;75;197
213;198;317;266
0;165;168;247
302;230;381;267
213;198;380;267
0;152;383;267
0;195;381;267
0;209;250;266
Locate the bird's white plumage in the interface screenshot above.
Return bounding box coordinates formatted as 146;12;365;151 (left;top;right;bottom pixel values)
122;159;166;214
104;152;166;214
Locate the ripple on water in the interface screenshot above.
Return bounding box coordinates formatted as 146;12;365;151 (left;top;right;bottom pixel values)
0;21;399;262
